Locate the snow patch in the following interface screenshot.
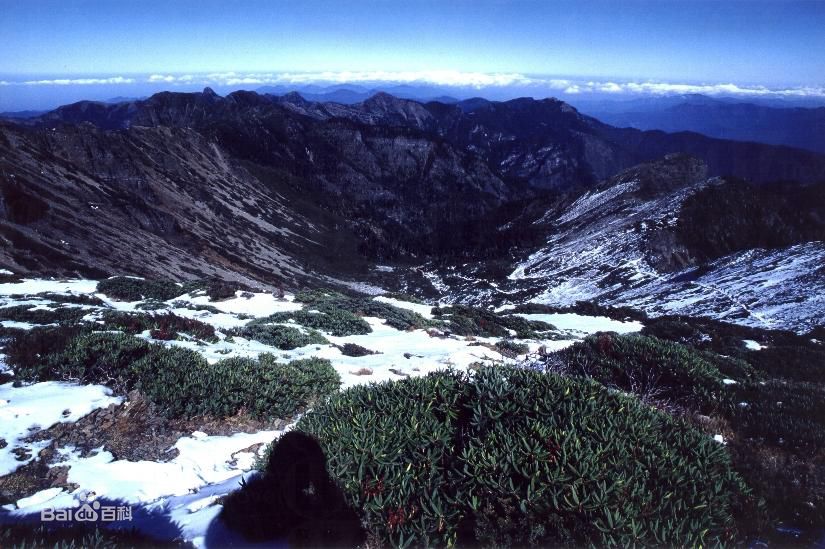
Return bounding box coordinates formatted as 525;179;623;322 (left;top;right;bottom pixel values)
743;339;764;351
514;313;643;336
0;381;121;475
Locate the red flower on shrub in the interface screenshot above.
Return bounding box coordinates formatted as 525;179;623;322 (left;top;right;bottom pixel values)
386;507;406;530
362;478;384;499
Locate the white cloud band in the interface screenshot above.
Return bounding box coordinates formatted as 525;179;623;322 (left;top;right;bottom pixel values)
1;71;823;98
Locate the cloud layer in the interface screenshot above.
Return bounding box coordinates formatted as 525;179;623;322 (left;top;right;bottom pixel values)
2;71;824;99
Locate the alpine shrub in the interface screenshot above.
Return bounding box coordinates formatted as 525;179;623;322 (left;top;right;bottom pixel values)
257;310;371;337
4;325;90;378
0;305;91;324
431;305;553;338
495;339;529;358
240;324;328;350
729;380;825;454
339;343;375;357
98;311;216;342
96;277;183;302
18;333;340;419
544;333;729;411
275;367;748;547
295;289;431;331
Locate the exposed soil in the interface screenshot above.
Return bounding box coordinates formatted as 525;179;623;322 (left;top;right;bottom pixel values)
1;390;291;505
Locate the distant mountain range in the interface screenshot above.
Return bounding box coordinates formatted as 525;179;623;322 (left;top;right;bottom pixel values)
581;94;825;153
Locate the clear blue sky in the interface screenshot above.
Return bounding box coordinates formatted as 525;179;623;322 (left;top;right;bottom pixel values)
1;0;823;85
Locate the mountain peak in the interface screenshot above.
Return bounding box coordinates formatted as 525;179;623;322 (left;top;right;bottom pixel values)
279;91;309;105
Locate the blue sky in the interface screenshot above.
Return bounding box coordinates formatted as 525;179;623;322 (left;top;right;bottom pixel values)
1;0;824;110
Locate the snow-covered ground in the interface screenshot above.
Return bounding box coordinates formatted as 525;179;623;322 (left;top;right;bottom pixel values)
425;173;824;333
0;278;642;546
0;382;121;476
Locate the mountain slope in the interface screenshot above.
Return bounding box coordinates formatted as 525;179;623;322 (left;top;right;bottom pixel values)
407;155;825;332
2;90;825;316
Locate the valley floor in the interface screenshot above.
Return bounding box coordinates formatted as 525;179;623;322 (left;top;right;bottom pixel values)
0;278;645;546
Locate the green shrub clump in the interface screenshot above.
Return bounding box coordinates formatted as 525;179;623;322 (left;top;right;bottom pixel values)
495;339;529;358
254;309;371;337
96;276;183;302
295;289;432;331
17;332;340;419
339;343;375;357
0;305;91;325
548;333;733;411
431;305;553;338
98;311;217;342
0;522;180;549
240;324;328;350
275;367;747;547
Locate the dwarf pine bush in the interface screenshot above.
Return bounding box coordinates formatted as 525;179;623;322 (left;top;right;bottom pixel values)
495;339;529;358
96;276;183;302
295;289;432;331
274;367;747;547
98;311;217;342
240;324;328;350
0;305;91;324
431;305;553;338
256;309;371;337
549;333;730;411
18;332;339;419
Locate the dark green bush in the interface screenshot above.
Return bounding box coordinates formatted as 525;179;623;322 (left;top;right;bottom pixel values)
495;339;529;358
170;300;222;314
431;305;553;338
20;332;340;419
295;289;431;331
286;367;747;547
240;324;328;350
0;305;91;324
136;354;340;419
294;288;349;305
745;345;825;383
339;343;375;357
5;325;90;377
96;277;183;302
548;333;729;411
257;310;371;337
32;292;107;306
134;299;168;311
0;522;181;549
33;332;153;392
642;315;824;382
729;380;825;454
98;311;216;342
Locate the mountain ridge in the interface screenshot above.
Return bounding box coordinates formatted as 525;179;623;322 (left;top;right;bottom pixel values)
1;90;824;331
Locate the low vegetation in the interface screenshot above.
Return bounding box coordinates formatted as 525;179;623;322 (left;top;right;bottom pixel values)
238;324;328;350
431;304;553;338
253;309;372;337
96;276;184;302
0;522;182;549
243;367;748;547
12;331;339;419
97;311;217;342
0;305;92;325
295;289;432;331
534;324;825;536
